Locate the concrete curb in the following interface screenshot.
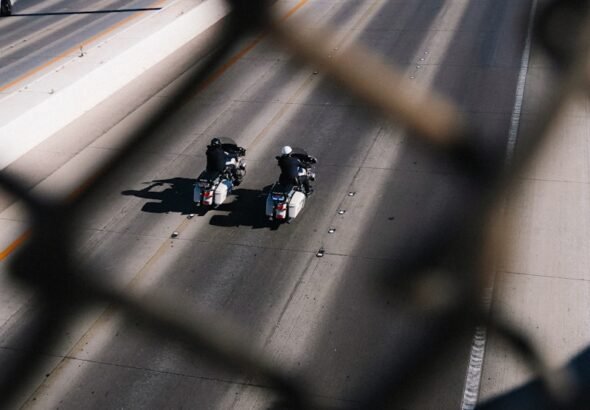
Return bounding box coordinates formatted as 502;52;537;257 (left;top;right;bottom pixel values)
0;0;229;170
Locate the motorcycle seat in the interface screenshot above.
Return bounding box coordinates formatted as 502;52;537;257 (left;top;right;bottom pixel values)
272;182;295;195
198;169;221;182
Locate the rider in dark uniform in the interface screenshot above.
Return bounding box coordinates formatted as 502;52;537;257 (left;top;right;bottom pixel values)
206;138;227;174
277;146;312;194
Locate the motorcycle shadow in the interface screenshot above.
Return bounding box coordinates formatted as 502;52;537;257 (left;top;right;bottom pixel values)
121;177;198;215
208;187;272;230
122;181;278;229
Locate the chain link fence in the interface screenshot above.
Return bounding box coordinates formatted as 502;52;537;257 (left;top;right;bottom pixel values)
1;0;590;408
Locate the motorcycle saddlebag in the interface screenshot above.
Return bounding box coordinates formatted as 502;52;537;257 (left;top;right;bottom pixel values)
214;180;232;205
288;191;306;219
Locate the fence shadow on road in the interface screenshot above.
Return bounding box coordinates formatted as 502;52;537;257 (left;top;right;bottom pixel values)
4;0;590;407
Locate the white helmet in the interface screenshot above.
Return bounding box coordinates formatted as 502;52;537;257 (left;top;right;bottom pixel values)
281;146;292;155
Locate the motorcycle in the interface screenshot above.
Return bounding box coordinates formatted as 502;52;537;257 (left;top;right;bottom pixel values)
266;148;317;223
194;138;246;207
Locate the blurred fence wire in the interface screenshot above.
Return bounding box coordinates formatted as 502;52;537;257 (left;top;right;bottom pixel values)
1;0;590;408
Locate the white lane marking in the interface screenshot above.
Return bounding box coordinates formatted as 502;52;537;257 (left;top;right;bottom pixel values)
504;0;538;165
460;1;538;409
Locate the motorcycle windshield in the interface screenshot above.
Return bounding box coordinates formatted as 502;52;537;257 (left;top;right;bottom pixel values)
291;147;314;164
291;147;308;156
220;137;244;156
219;137;237;146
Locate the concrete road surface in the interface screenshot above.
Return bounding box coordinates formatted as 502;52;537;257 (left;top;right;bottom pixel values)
3;0;580;409
479;0;590;405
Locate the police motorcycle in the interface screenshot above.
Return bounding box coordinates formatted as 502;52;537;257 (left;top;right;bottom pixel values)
194;138;246;207
266;147;317;223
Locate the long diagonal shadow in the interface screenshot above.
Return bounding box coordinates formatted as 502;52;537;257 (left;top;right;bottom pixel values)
12;8;162;17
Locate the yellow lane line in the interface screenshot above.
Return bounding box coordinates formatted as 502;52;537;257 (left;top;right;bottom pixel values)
0;0;167;93
0;230;28;261
0;0;309;262
196;0;308;91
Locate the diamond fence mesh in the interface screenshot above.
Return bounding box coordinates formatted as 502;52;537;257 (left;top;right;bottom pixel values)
1;0;590;408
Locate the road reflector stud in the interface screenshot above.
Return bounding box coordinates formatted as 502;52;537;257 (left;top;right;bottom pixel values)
188;214;194;219
348;192;356;196
328;228;336;234
337;209;346;215
171;231;179;238
316;248;325;257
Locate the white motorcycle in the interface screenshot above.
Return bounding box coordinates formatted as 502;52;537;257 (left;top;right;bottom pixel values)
194;138;246;207
266;148;316;223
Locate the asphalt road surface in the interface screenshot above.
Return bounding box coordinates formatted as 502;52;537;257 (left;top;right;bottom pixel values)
0;0;165;89
0;0;537;408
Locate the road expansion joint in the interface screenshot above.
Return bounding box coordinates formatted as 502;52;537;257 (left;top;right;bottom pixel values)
515;175;590;185
260;255;320;350
355;164;465;176
0;292;35;336
1;343;272;390
172;236;322;257
500;269;590;283
75;226;184;242
50;350;362;405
